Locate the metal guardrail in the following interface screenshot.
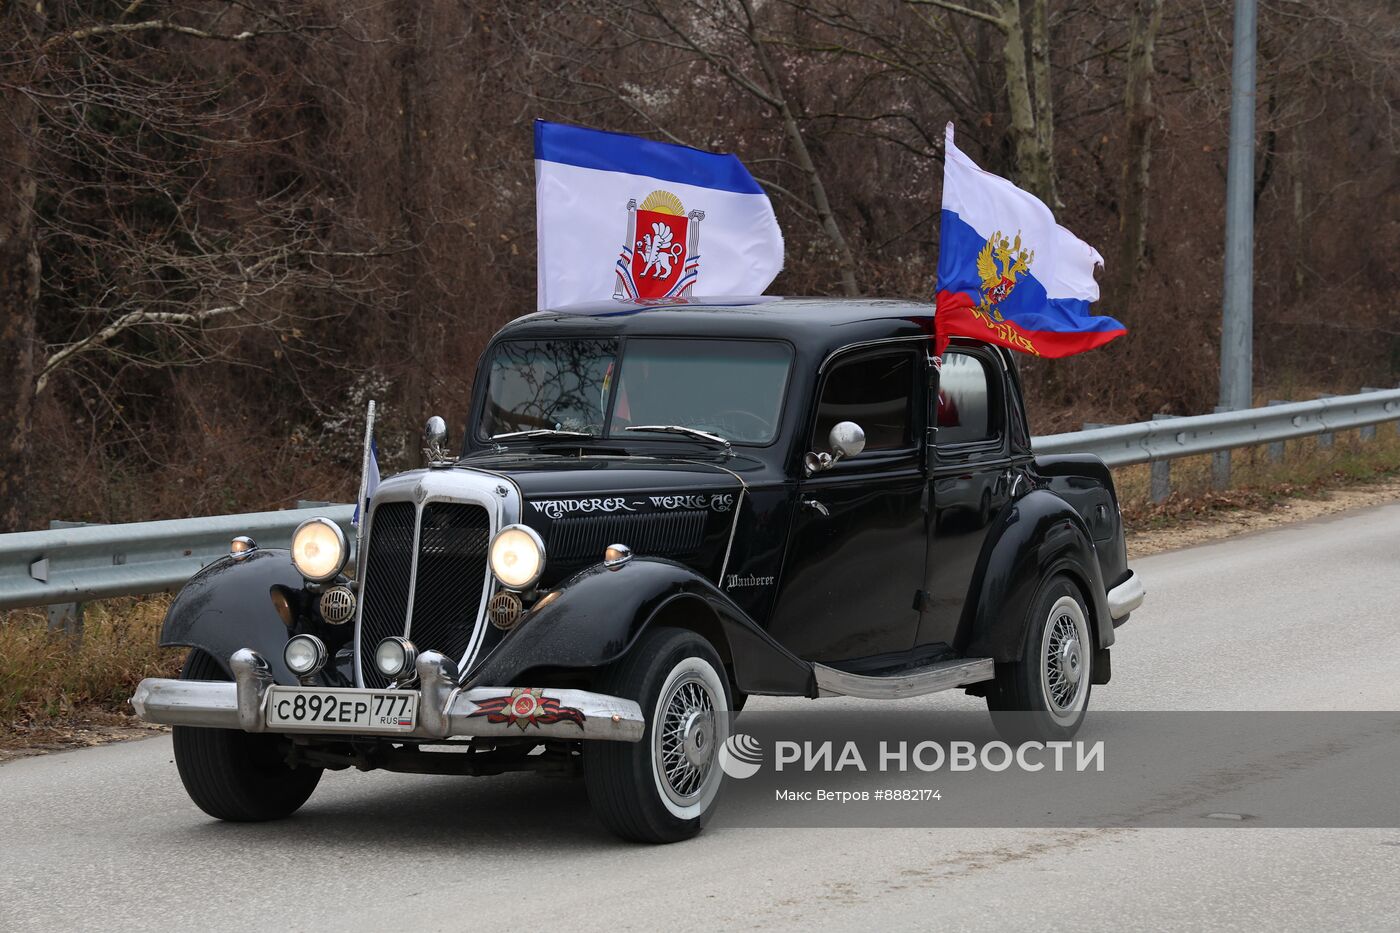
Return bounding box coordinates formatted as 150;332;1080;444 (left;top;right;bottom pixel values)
1;388;1398;618
1033;388;1400;468
0;506;353;615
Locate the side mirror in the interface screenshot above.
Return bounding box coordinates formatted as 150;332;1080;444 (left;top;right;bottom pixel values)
423;416;449;465
803;421;866;475
829;421;866;460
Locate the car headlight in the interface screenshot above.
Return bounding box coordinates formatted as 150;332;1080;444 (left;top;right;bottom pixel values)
291;517;347;582
489;524;545;590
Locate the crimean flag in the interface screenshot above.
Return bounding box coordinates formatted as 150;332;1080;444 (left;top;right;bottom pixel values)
935;124;1125;357
534;120;783;310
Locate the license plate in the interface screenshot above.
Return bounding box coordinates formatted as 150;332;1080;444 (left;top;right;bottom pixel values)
266;687;417;733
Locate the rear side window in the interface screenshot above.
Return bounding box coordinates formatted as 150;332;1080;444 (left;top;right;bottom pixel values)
936;351;997;445
816;352;915;452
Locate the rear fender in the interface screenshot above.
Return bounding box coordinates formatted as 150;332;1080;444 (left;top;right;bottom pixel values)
467;557;815;696
159;549;332;685
958;489;1113;661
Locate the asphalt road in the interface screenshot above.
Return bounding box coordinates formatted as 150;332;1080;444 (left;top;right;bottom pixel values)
3;502;1399;932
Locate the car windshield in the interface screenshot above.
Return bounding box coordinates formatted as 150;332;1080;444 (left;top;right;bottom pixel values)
479;338;792;445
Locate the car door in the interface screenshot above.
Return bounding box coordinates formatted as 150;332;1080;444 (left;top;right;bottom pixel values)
767;346;928;664
915;344;1013;651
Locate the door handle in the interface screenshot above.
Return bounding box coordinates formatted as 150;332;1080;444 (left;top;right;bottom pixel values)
802;498;830;517
1005;469;1026;498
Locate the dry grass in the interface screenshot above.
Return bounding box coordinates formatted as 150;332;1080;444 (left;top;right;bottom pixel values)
0;596;182;750
1114;427;1400;530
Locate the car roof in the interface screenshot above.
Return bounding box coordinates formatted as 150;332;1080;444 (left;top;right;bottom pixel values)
494;296;935;354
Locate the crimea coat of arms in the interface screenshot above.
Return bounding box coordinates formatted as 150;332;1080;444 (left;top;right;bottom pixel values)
976;231;1034;322
614;189;705;300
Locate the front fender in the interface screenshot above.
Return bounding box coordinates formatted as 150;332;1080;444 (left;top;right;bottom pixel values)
160;549;317;685
467;557;814;696
958;489;1113;661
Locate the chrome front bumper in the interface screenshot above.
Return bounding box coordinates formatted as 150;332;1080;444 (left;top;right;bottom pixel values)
1107;570;1146;622
130;648;644;742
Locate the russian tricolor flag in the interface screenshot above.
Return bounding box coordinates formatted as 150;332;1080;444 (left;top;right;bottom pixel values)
935;124;1125;358
535;120;783;311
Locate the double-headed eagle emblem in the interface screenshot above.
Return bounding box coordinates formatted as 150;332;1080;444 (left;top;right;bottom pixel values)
976;231;1034;322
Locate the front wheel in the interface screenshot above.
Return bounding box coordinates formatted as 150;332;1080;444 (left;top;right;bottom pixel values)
986;574;1093;742
172;649;323;822
583;627;731;843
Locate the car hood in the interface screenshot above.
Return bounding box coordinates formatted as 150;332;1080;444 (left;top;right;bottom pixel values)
460;452;746;585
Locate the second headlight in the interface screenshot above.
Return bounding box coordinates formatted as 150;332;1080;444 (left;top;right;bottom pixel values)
489;524;545;590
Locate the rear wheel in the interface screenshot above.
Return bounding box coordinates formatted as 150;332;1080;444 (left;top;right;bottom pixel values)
172;649;322;822
583;627;731;843
986;574;1093;742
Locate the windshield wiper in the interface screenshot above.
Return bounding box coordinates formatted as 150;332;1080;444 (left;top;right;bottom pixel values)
490;428;596;442
623;425;732;455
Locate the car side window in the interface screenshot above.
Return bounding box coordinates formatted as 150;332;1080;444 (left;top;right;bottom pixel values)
815;352;915;452
936;351;998;445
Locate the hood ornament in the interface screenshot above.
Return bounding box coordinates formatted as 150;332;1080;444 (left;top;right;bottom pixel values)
423;416;451;468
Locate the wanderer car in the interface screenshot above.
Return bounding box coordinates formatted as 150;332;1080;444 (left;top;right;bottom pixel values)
132;297;1143;843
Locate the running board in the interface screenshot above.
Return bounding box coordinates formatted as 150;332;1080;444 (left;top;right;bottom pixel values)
812;657;995;700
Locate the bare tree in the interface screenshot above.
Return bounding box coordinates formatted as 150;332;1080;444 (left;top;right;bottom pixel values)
0;1;45;533
0;2;396;528
587;0;862;296
910;0;1056;202
1116;0;1164;305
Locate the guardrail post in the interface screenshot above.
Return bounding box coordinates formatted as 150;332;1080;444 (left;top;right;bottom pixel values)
1211;406;1232;490
1151;414;1176;503
1360;389;1383;440
1267;401;1288;461
45;520;89;645
1316;395;1336;448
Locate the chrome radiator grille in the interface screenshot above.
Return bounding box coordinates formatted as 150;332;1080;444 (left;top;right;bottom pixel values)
356;500;492;688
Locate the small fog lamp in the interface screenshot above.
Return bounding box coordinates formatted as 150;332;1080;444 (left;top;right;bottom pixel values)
229;535;257;559
489;524;546;590
291;517;347;582
284;634;328;677
375;636;417;679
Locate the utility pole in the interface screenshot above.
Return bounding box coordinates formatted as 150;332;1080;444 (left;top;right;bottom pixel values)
1219;0;1256;414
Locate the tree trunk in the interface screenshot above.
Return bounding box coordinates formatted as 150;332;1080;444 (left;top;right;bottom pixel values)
1028;0;1060;208
1291;122;1305;292
1117;0;1164;306
999;0;1052;202
0;8;44;533
395;0;428;450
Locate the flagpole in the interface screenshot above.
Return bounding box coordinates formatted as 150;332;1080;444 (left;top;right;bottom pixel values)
353;399;376;576
1219;0;1256;415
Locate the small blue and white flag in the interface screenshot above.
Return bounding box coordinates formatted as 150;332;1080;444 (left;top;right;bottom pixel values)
352;401;380;528
352;440;379;528
534;120;784;310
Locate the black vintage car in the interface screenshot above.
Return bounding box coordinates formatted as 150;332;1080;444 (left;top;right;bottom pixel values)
132;297;1143;843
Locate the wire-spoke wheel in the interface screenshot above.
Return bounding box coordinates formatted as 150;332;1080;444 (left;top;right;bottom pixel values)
584;626;731;843
987;575;1094;742
1041;597;1090;720
654;675;718;807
